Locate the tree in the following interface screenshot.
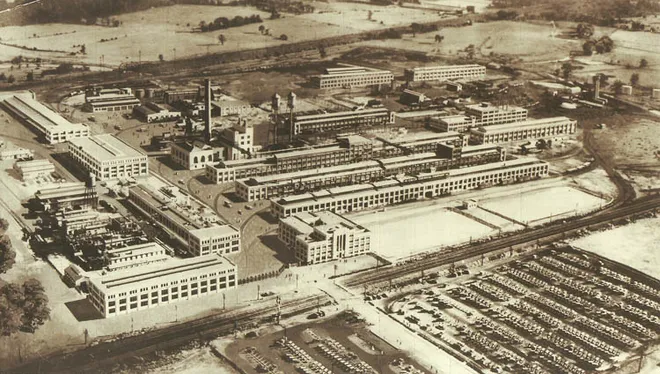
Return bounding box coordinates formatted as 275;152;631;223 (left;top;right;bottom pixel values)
411;23;422;37
279;34;288;41
0;235;15;274
80;44;86;54
582;40;595;56
0;293;22;336
26;71;34;81
319;46;327;58
576;23;594;38
561;62;573;79
435;34;445;43
259;25;265;34
640;58;648;68
612;80;624;94
218;34;226;45
6;75;15;84
158;54;164;62
368;10;373;20
465;44;476;60
0;73;5;82
630;73;640;86
0;218;8;233
20;279;50;333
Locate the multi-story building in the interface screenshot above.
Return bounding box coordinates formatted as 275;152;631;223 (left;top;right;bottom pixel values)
291;108;395;135
470;117;578;144
404;64;486;82
104;242;169;271
211;98;251;117
311;65;394;89
163;88;199;104
279;211;371;265
128;183;240;256
84;88;141;113
219;119;255;161
87;254;237;318
429;115;476;133
170;141;221;170
399;89;427;105
205;135;373;183
371;132;466;158
68;134;148;181
430;103;528;133
0;93;89;144
271;158;549;218
436;143;506;166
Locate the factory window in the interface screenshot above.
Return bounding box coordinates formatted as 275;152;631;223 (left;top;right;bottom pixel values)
120;306;126;311
141;301;148;307
130;303;137;309
191;289;198;296
109;308;115;314
181;292;188;297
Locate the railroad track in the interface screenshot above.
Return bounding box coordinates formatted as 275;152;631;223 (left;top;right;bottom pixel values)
8;295;330;373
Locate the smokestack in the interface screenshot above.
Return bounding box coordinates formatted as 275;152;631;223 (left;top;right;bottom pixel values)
593;75;600;100
271;93;281;143
287;92;296;142
204;79;212;143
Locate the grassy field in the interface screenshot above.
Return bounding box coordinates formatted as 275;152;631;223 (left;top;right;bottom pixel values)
0;3;445;67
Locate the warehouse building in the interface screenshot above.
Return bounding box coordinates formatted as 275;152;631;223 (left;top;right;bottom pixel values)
87;254;237;318
104;242;169;272
128;183;240;257
33;182;98;213
133;102;181;123
68;134;148;181
279;211;371;265
205;135;373;183
14;159;55;180
404;64;486;82
291;108;395;135
311;65;394;89
470;117;577;144
271;158;549;218
84;88;141;113
0;93;89;144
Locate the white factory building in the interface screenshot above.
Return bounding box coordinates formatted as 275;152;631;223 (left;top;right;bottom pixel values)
87;254;237;318
84;88;141;113
68;134;148;181
171;141;220;170
311;65;394;89
271;158;549;218
470;117;577;144
128;183;241;257
404;64;486;82
292;108;395;135
430;103;528;132
279;211;371;265
0;92;89;144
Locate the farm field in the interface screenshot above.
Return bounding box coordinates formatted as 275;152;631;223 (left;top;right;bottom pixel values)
571;217;660;280
0;3;445;67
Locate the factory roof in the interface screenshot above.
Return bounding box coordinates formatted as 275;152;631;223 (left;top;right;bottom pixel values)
471;117;575;134
437;115;473;125
1;95;86;133
35;182;92;200
465;103;527;114
295;107;390;122
69;134;146;162
89;254;235;293
408;64;485;72
282;211;367;241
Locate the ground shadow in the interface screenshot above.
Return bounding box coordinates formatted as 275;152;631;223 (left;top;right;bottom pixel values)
223;191;242;203
257;210;278;225
50;152;89;182
194;174;214;185
260;234;296;264
66;299;104;321
156;156;186;171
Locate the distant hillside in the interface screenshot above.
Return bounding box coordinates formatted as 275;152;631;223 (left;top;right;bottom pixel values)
0;0;175;26
492;0;660;25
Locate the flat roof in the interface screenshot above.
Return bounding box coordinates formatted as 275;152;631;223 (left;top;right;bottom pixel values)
471;117;574;134
409;64;485;72
90;254;234;293
395;110;448;119
2;95;86;132
282;210;366;240
465;103;527;114
242;160;381;186
69;134;146;162
296;108;390;122
437;115;473;124
106;242;165;257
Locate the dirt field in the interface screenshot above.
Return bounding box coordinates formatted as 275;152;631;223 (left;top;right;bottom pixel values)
0;3;444;67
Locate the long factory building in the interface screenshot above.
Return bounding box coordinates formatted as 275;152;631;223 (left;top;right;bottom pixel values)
0;92;89;144
128;183;240;257
206;132;464;184
290;107;395;135
470;116;578;144
68;134;149;181
311;65;394;89
430;103;528;133
88;254;237;318
236;144;506;202
270;158;549;218
404;64;486;82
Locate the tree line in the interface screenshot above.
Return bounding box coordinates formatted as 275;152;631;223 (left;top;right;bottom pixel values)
198;14;262;32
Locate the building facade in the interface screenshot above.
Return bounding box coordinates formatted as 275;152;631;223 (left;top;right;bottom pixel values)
170;141;220;170
430;103;528;133
404;64;486;82
470;117;578;144
87;254;237;318
219;120;255;161
68;134;148;181
84;88;141;113
133;102;181;123
279;211;371;265
311;66;394;89
271;159;549;218
291;108;395;135
399;89;427;105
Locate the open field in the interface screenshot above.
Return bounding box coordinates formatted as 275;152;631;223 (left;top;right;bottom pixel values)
387;246;660;374
571;217;660;280
0;3;445;67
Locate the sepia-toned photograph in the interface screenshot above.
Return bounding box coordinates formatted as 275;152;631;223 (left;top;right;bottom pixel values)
0;0;659;373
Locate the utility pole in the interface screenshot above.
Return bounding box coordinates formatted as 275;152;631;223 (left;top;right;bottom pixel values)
223;293;226;310
83;328;89;345
257;284;261;300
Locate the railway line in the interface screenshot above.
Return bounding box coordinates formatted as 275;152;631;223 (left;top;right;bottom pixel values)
8;294;331;373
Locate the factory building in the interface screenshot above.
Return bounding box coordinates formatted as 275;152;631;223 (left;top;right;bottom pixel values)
219;120;255;161
470;117;577;144
0;93;89;144
404;64;486;82
84;88;141;113
87;254;237;318
205;135;373;183
171;141;220;170
0;139;33;160
68;134;148;181
104;242;169;272
33;182;98;213
371;132;466;158
429;103;528;132
399;89;427;105
127;183;240;257
14;159;55;180
291;108;395;135
163;88;199;104
279;211;371;265
133;102;181;123
311;65;394;89
211;98;251;117
236;145;504;202
271;158;549;218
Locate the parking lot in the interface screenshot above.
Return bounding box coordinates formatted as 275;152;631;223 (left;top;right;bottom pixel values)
386;247;660;374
